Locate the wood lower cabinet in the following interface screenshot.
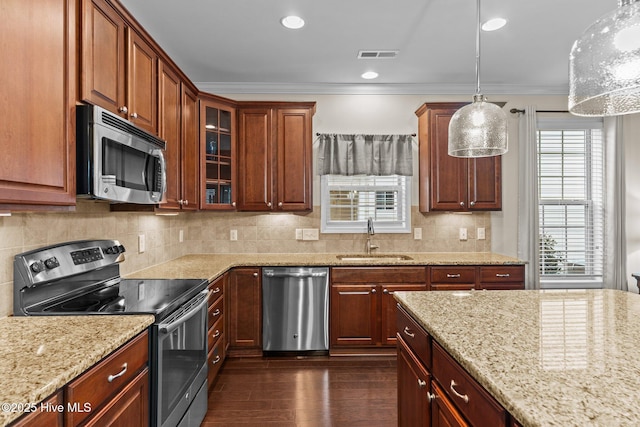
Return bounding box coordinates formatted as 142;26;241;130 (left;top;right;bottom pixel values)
330;267;427;352
416;103;501;213
431;381;469;427
398;335;431;427
0;0;76;209
236;102;315;212
207;273;226;389
9;391;64;427
64;331;149;427
429;265;525;291
227;268;262;356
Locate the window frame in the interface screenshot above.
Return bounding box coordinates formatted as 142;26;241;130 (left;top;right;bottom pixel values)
320;174;412;234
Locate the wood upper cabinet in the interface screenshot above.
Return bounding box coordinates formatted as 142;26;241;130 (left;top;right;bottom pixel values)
226;268;262;356
200;94;237;210
236;102;315;212
416;103;501;212
0;0;76;209
81;0;158;134
330;267;427;351
180;84;200;210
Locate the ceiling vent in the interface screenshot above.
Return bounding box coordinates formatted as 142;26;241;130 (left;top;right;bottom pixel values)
357;50;399;59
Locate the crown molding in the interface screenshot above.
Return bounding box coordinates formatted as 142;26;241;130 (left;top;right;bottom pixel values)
195;81;569;96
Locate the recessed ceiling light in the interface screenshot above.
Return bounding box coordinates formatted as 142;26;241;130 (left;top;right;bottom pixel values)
482;17;507;31
361;71;379;80
281;15;305;29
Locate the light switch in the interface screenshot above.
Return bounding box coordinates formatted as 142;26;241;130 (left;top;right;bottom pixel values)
459;228;468;241
414;227;422;240
477;227;486;240
138;234;145;253
230;229;238;241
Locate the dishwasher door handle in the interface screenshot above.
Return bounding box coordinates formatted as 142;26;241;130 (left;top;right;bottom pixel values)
263;271;327;278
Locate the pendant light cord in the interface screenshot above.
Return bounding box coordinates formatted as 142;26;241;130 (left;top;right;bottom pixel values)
475;0;481;95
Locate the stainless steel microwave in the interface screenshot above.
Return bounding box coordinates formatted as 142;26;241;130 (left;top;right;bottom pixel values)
76;104;166;204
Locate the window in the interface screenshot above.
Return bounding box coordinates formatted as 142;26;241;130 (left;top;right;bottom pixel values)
320;175;411;233
537;116;604;288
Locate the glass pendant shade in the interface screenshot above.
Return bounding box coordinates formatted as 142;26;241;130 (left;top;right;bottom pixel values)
569;0;640;116
448;94;508;157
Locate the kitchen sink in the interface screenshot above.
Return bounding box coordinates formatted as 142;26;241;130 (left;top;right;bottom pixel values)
336;254;414;261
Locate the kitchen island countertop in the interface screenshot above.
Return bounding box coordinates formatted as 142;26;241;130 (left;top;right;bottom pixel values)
0;315;154;427
125;252;524;282
394;289;640;427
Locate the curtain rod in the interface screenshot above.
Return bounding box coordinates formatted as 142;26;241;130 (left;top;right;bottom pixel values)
510;108;570;114
316;132;416;137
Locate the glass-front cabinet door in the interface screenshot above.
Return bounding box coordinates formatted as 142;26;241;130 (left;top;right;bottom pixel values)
200;96;236;209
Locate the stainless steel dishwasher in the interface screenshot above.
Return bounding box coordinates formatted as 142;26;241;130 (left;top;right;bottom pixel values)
262;267;329;353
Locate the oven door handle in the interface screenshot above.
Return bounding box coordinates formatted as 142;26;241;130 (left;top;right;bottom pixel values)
158;290;210;334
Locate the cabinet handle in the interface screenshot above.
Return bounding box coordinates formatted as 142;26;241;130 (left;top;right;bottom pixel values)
131;112;138;119
212;287;221;294
267;202;272;207
403;326;415;338
450;380;469;403
371;288;376;294
212;308;221;317
212;355;221;365
417;379;427;389
118;106;128;114
107;363;128;383
213;329;221;338
447;273;461;278
470;201;476;207
496;273;511;278
459;201;465;207
383;288;389;294
427;392;436;402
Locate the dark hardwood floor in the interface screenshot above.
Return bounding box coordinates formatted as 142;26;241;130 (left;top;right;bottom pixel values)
203;355;398;426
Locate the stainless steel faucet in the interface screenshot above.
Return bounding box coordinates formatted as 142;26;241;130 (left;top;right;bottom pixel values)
365;217;379;255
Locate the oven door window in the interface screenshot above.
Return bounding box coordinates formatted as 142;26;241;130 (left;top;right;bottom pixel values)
102;137;155;191
157;303;207;425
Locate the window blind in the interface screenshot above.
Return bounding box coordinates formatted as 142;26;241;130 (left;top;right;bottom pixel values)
537;116;604;281
320;175;410;233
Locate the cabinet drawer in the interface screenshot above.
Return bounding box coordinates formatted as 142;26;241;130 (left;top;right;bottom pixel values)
207;339;225;388
208;316;224;352
432;341;506;427
208;295;224;329
332;267;426;283
397;306;431;369
65;331;148;427
431;266;476;283
208;277;224;306
479;266;524;283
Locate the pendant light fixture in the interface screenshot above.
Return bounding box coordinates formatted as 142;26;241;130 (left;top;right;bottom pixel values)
448;0;508;158
568;0;640;116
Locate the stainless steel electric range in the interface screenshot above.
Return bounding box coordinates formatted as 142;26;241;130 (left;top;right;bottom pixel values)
13;239;209;427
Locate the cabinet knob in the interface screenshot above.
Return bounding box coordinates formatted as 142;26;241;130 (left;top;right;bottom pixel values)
131;112;138;119
267;202;272;207
383;288;389;294
253;272;259;277
427;392;436;402
459;201;465;207
278;202;283;207
470;201;476;207
417;379;427;389
232;202;236;207
118;106;128;114
178;199;183;205
371;288;376;294
183;199;189;206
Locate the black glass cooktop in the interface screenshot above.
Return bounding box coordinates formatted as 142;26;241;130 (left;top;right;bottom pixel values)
34;278;208;321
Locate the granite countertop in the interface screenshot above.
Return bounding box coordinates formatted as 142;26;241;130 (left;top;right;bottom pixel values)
394;289;640;427
0;315;154;427
126;252;524;282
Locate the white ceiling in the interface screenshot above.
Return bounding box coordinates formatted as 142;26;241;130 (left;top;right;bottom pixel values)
119;0;614;95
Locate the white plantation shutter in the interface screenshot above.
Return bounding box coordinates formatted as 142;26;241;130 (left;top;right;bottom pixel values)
321;175;411;233
537;116;604;284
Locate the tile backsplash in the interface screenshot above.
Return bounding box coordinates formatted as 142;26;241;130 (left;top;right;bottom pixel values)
0;201;490;316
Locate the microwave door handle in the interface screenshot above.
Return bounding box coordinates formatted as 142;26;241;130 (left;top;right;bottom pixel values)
158;290;210;335
157;149;167;196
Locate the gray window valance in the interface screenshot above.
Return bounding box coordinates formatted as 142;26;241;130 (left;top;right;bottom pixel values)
316;134;413;176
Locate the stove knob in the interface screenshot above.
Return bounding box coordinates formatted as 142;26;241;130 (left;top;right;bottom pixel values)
30;260;45;274
44;257;60;270
105;246;115;254
118;245;126;253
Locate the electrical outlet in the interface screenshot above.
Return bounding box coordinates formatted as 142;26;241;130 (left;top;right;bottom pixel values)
138;234;146;253
477;227;486;240
137;282;145;301
179;229;184;243
302;228;319;240
230;229;238;241
295;229;303;240
459;228;468;241
414;227;422;240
